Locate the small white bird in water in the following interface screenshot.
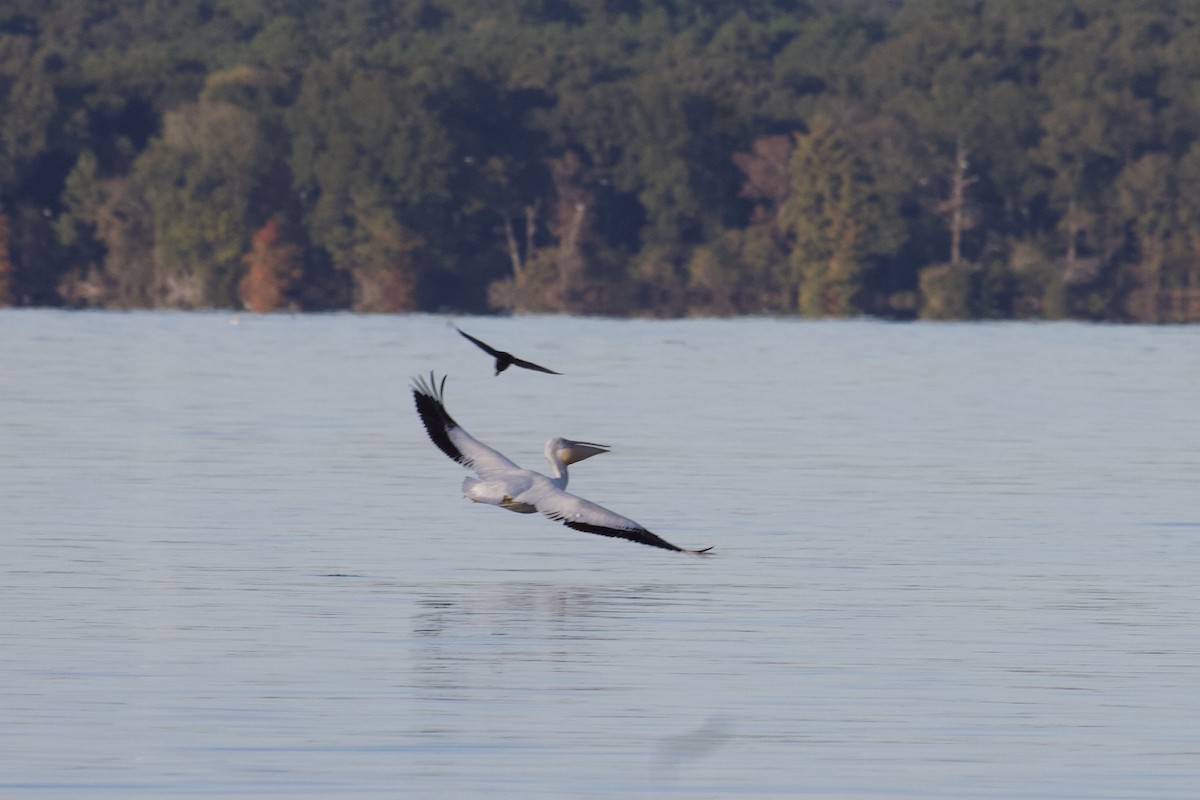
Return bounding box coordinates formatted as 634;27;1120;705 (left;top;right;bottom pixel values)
412;373;711;554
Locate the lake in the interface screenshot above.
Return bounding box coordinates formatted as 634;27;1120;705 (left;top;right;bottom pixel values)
2;310;1198;799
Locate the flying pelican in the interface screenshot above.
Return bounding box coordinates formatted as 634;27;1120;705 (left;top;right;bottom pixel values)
455;327;561;375
412;373;711;554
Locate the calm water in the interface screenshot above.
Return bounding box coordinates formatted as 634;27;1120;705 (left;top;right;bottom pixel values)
2;310;1198;799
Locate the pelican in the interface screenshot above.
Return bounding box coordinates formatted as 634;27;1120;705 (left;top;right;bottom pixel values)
412;373;711;554
456;327;561;375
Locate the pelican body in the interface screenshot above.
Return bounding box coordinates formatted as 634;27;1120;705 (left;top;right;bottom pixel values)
412;373;710;554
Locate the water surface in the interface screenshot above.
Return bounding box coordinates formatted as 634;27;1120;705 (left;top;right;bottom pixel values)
2;311;1198;798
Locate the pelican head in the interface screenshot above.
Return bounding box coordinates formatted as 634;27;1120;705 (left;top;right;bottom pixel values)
548;436;610;466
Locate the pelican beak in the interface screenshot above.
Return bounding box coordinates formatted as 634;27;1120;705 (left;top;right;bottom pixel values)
559;440;610;465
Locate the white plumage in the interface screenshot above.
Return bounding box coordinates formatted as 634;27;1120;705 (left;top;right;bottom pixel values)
412;373;711;554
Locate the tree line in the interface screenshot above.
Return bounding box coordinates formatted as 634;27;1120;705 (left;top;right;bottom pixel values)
2;0;1200;321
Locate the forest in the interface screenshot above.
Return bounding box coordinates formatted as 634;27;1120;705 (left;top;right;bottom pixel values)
2;0;1200;321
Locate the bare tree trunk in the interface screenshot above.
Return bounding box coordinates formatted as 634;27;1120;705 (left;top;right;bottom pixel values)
0;212;13;307
558;201;588;308
562;202;587;259
1065;197;1078;274
524;201;538;264
948;138;977;268
502;212;522;278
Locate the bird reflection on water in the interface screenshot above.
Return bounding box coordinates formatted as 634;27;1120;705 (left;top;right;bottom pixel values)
412;582;683;639
407;581;732;777
656;714;736;774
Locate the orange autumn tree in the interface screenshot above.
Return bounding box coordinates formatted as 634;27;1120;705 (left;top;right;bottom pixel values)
238;219;303;312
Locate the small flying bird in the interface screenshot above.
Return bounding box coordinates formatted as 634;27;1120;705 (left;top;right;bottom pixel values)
455;327;561;375
412;373;711;554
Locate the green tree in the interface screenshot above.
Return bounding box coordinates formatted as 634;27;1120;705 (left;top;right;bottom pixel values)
131;98;277;306
287;51;453;309
685;225;785;314
0;32;56;192
777;115;898;315
1109;148;1200;322
56;164;158;308
8;0;1200;319
856;1;1048;314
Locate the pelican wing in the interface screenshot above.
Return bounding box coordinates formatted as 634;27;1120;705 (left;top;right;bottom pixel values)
412;373;521;473
538;487;710;554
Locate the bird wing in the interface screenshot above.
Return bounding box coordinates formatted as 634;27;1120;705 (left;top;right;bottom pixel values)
457;327;560;375
412;373;522;474
532;484;710;554
455;328;502;358
508;355;562;375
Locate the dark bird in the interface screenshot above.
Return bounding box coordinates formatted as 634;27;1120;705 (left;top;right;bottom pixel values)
456;327;561;375
412;372;712;554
